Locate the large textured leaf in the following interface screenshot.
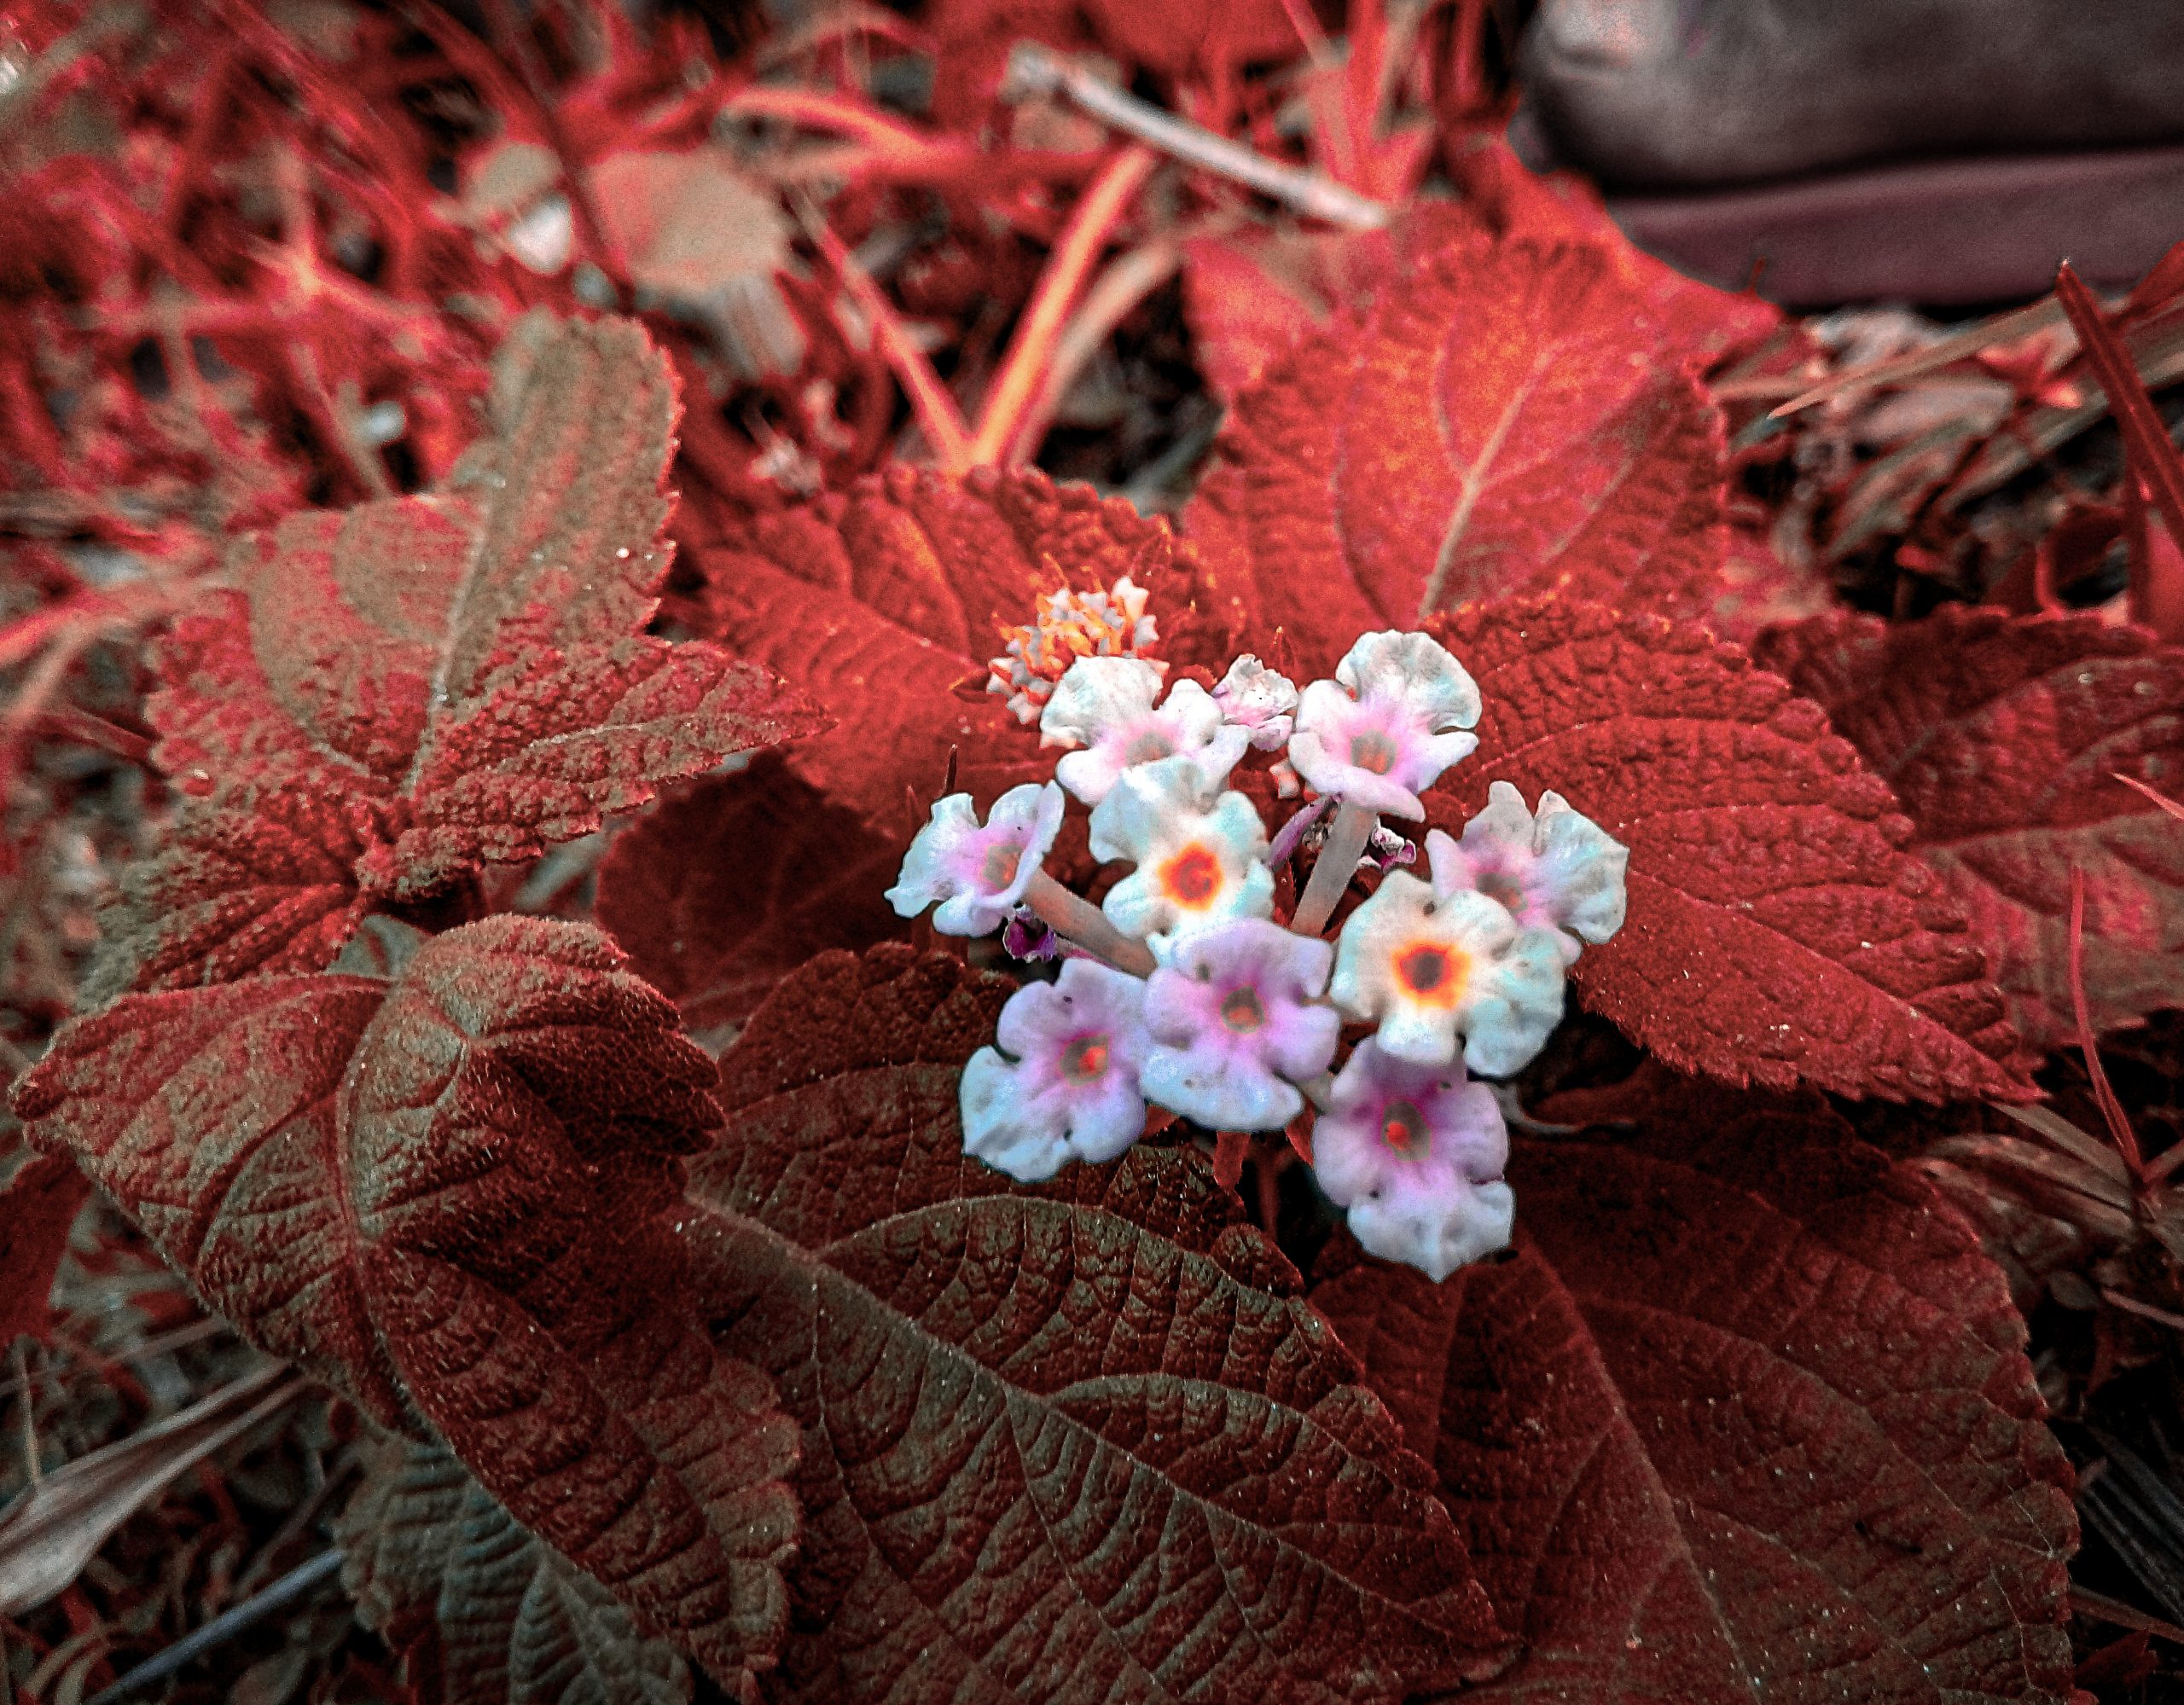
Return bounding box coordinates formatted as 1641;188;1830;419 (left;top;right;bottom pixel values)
1426;597;2035;1101
1755;606;2184;1047
684;465;1221;841
340;1428;692;1705
678;945;1512;1705
1182;235;1733;676
14;916;799;1691
595;758;903;1032
96;314;823;997
1312;1070;2077;1705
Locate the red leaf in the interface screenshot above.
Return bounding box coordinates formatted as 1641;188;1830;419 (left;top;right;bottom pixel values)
595;757;904;1031
684;464;1220;839
0;1153;90;1345
1426;596;2036;1101
13;916;799;1692
107;315;825;994
1312;1071;2077;1704
1754;606;2184;1047
1182;234;1736;675
680;944;1514;1704
340;1430;691;1705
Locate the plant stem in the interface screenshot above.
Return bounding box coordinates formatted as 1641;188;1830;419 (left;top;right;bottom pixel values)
1024;871;1155;975
1002;43;1391;231
1290;800;1374;935
971;142;1159;467
795;198;974;473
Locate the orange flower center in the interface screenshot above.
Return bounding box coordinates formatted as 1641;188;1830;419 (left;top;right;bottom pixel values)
1349;731;1399;775
980;841;1024;891
1159;844;1222;907
1380;1099;1428;1157
1125;731;1176;764
1219;986;1266;1032
1060;1035;1110;1083
1396;942;1467;1007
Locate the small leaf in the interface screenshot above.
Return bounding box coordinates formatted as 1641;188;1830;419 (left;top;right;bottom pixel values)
685;465;1219;840
595;757;903;1031
1426;596;2036;1101
680;944;1513;1705
103;314;824;995
1312;1070;2078;1704
0;1153;90;1345
1182;234;1734;676
14;916;800;1691
1755;605;2184;1046
340;1428;693;1705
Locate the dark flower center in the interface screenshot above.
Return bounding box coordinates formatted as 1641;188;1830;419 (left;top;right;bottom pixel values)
1060;1034;1111;1083
1397;943;1455;995
980;841;1024;891
1219;986;1266;1032
1125;730;1176;764
1475;868;1525;912
1349;731;1399;775
1380;1099;1428;1157
1161;844;1221;906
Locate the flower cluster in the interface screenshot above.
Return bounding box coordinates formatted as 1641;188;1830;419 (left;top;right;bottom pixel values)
985;572;1160;724
889;628;1629;1281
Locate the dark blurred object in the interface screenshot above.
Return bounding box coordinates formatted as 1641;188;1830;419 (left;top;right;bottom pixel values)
1513;0;2184;304
1612;148;2184;306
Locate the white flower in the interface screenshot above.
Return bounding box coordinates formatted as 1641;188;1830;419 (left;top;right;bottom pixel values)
1088;756;1274;943
1040;656;1249;805
1328;869;1565;1076
1211;654;1299;750
961;960;1152;1180
1428;782;1628;966
886;782;1066;937
1311;1039;1514;1280
1288;631;1482;818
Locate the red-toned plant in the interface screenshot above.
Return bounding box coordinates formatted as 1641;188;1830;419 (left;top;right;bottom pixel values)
12;3;2181;1701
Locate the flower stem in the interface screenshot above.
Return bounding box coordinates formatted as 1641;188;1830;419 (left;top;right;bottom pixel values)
1290;801;1375;936
1025;871;1156;976
971;142;1159;467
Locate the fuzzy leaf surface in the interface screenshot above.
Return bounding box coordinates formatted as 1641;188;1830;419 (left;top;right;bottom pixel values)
1755;606;2184;1046
1182;235;1733;676
102;315;822;995
0;1154;89;1345
685;465;1219;841
1312;1071;2077;1704
595;759;902;1031
1426;597;2034;1100
678;945;1512;1705
340;1428;693;1705
14;916;799;1691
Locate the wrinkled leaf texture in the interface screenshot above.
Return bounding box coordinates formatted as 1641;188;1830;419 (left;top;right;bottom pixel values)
1756;606;2184;1047
677;944;1513;1705
13;916;799;1692
96;312;822;999
340;1428;691;1705
1183;232;1736;676
595;757;902;1031
684;465;1222;844
1312;1069;2077;1704
1426;597;2035;1101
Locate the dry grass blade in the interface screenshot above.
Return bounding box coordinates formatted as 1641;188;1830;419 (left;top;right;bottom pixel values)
0;1362;299;1615
2082;1430;2184;1627
1767;297;2065;417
